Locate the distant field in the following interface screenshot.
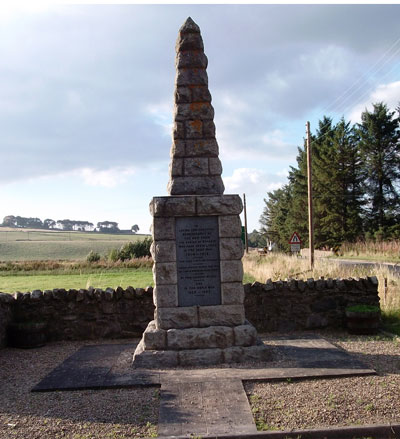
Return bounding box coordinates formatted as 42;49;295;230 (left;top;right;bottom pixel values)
0;228;149;261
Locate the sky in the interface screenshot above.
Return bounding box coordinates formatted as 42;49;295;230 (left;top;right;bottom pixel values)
1;3;400;234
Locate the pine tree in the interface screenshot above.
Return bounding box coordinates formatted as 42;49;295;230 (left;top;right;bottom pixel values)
358;103;400;234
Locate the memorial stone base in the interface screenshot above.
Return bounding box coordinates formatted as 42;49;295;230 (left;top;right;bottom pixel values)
132;195;271;368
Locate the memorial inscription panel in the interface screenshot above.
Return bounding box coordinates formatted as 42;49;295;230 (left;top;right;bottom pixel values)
176;216;221;307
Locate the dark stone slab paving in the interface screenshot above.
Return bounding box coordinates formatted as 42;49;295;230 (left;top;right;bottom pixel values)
159;379;257;436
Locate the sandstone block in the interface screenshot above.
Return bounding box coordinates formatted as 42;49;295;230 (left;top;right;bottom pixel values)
220;238;244;260
175;86;191;104
132;340;178;368
152;262;177;285
153;285;178;308
167;326;234;350
178;348;223;367
176;51;208;69
219;215;242;238
184;157;209;176
153;217;175;240
203;120;216;137
175;33;204;52
151;196;196;217
168;176;224;196
156;306;198;329
234;323;258;347
209;157;222;175
185;139;219;157
172;123;185;141
220;260;244;283
169;158;183;177
223;346;243;363
176;68;208;87
185;120;203;138
143;320;167;350
197;195;243;215
221;282;244;305
174;102;214;121
198;304;245;327
191;85;212;102
152;240;176;263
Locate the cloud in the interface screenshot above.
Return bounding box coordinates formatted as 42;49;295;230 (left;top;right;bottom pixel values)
78;167;135;188
347;80;400;123
223;168;284;195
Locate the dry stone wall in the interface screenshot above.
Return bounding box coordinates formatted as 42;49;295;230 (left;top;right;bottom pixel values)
0;276;379;348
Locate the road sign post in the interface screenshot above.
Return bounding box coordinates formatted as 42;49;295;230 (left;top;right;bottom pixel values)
289;232;302;254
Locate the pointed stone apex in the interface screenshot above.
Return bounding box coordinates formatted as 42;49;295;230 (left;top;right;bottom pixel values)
179;17;200;34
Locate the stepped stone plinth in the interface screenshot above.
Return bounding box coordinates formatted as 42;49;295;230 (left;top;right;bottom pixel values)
132;17;270;368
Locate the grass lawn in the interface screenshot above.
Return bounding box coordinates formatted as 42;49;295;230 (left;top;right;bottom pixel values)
0;268;154;293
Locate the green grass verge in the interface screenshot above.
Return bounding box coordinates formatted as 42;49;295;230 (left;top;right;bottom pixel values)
0;268;154;293
382;309;400;336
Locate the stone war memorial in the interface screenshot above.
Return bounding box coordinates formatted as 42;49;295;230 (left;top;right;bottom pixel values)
132;17;270;368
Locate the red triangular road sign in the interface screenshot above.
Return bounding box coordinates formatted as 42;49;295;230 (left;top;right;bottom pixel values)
289;232;302;244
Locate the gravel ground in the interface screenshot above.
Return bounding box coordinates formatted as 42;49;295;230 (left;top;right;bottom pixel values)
1;331;399;438
0;338;159;439
245;330;400;431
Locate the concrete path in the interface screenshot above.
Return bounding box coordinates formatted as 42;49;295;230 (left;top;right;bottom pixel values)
159;379;256;436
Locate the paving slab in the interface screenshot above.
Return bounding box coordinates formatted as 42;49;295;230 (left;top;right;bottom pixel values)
159;379;256;436
32;336;375;392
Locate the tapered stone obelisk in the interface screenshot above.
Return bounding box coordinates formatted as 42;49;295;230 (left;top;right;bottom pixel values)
132;17;269;368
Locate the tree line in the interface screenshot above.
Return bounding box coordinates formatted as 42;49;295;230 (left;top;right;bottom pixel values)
2;215;140;234
260;102;400;251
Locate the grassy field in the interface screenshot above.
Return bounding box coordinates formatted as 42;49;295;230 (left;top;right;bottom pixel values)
0;228;149;261
338;239;400;263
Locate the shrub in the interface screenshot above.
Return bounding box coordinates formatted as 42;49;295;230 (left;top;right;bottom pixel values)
86;250;101;263
118;238;152;261
108;248;120;262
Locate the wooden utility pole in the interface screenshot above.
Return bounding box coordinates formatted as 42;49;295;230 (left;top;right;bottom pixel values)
306;121;314;270
243;193;249;254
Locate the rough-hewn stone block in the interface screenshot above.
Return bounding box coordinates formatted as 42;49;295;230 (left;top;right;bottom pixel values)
156;306;198;329
221;282;244;305
167;326;234;350
176;51;208;69
178;348;223;366
151;196;196;217
219;215;242;238
175;33;204;52
152;262;177;285
172;124;185;141
175;86;191;104
197;195;243;215
184;157;209;176
176;68;208;86
152;241;176;263
185;139;219;157
132;339;179;368
209;157;222;175
220;238;244;260
143;320;167;350
153;285;178;308
220;260;244;283
203;120;216;137
153;217;175;240
191;85;211;102
198;304;245;327
169;158;183;177
168;176;224;196
185;120;203;138
223;346;243;363
175;102;214;121
234;323;258;347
